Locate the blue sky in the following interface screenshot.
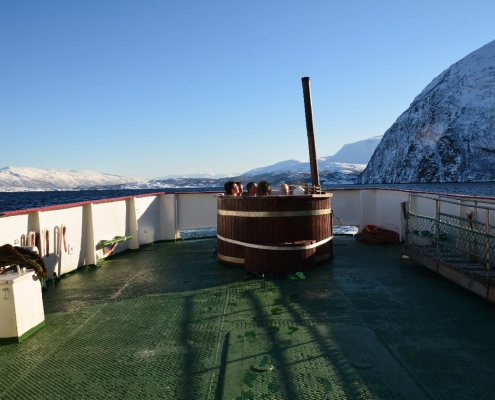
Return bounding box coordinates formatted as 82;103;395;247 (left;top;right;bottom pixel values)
1;1;494;179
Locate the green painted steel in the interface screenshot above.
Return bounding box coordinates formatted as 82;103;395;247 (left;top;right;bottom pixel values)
1;237;495;399
0;321;45;344
99;235;133;247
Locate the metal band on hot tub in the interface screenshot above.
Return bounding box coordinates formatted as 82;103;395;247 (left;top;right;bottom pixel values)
216;254;245;264
216;233;333;264
217;234;333;250
217;209;331;217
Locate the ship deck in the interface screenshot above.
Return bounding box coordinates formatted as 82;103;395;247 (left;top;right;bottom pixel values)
2;236;495;399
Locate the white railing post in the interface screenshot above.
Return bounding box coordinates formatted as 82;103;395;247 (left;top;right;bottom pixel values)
127;197;139;249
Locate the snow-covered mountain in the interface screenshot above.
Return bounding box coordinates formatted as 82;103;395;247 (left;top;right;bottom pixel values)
239;161;366;187
324;136;383;164
242;136;381;176
240;136;381;186
359;39;495;183
151;172;240;180
0;167;145;192
0;136;381;191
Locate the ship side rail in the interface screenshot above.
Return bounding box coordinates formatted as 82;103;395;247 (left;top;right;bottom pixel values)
0;189;422;280
3;188;494;293
403;193;495;302
0;192;219;281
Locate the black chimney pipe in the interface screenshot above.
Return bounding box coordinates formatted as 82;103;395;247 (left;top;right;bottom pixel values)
301;77;321;191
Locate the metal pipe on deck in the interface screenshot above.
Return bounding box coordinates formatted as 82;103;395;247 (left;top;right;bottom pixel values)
301;77;321;192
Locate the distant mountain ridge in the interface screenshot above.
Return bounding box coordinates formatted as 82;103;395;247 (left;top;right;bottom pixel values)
151;172;240;180
242;136;381;177
0;136;381;192
0;167;145;192
359;39;495;183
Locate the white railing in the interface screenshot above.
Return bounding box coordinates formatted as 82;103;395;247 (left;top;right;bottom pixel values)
0;192;219;279
3;188;492;280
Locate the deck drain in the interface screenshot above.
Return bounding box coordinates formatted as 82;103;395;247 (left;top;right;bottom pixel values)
250;356;273;373
250;364;274;373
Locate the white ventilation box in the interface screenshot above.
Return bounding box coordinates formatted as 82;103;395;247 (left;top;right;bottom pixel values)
0;270;45;343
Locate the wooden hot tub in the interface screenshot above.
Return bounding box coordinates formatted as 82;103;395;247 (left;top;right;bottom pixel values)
216;194;333;273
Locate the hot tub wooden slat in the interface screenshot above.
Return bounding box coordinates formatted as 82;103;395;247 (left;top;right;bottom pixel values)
217;194;333;271
244;240;317;273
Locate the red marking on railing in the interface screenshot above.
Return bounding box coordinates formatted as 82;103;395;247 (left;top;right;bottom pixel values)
45;230;49;257
62;226;67;253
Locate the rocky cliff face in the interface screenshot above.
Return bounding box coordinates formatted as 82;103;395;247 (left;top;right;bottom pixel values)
358;40;495;183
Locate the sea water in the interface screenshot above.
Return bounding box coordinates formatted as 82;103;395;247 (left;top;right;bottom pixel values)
328;182;495;197
0;188;221;214
1;183;495;214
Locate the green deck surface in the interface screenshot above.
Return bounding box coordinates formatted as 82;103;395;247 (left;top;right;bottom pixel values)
2;236;495;399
